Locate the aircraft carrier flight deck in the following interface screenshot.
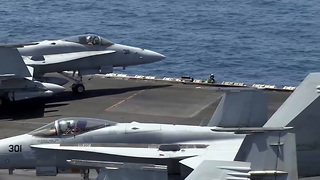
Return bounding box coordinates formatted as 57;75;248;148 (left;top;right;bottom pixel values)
0;74;292;180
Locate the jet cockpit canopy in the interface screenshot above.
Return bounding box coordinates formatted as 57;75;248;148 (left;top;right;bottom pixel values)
62;34;114;46
29;117;117;137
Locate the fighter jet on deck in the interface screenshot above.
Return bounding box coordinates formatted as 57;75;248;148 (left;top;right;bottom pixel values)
16;34;165;94
2;73;320;179
0;47;64;103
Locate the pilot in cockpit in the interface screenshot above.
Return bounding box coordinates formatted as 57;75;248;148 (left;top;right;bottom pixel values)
86;36;93;45
59;120;76;135
59;119;88;135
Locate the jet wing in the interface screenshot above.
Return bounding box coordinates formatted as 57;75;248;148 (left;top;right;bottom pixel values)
31;143;206;159
31;138;246;180
0;42;39;48
67;160;249;180
23;50;116;65
31;138;244;163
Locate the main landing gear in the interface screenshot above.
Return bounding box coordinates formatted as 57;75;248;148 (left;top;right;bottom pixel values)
60;71;86;95
71;83;85;94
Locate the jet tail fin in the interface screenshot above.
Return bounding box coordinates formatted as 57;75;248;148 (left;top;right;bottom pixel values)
207;89;268;127
264;73;320;127
262;73;320;177
235;132;298;180
0;47;32;78
263;73;320;147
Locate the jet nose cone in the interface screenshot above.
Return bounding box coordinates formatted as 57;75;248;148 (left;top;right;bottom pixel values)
153;51;166;61
143;49;166;63
42;83;65;94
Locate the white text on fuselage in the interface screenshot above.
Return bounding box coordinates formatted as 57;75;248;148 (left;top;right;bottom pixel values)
37;139;59;144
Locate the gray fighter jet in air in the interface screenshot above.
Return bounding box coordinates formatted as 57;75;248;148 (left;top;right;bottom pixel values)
16;34;165;94
0;47;64;103
1;73;319;179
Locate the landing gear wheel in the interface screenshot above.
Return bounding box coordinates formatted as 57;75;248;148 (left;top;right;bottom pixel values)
72;84;85;95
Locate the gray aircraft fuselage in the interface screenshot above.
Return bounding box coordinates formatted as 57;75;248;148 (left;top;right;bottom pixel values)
17;34;165;77
0;118;242;174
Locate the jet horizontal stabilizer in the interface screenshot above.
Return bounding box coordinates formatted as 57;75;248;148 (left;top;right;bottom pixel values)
183;160;251;180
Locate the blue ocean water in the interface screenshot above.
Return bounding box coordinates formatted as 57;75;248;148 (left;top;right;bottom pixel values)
0;0;319;87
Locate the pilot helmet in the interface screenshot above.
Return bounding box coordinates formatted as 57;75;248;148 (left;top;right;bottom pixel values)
68;120;75;128
86;36;92;42
59;121;68;131
59;120;75;131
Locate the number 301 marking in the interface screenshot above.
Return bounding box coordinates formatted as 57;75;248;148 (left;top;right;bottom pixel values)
8;145;22;152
